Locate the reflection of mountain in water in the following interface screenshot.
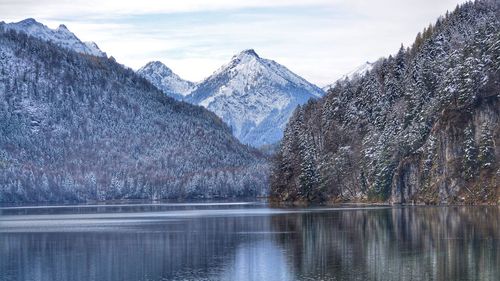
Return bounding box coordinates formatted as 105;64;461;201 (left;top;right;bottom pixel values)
271;206;500;281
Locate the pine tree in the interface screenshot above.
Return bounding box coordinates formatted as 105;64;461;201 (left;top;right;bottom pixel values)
462;125;478;179
478;124;495;170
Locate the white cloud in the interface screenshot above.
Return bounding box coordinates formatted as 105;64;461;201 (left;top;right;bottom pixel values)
0;0;468;85
0;0;334;19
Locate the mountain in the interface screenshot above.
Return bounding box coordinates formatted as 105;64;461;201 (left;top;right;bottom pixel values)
0;23;268;203
137;61;195;100
271;0;499;204
139;50;325;147
0;18;106;57
323;61;374;91
185;49;324;147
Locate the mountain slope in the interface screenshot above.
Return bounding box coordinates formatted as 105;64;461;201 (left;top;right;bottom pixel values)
186;49;324;147
137;61;195;100
0;26;268;203
271;0;500;204
0;18;106;57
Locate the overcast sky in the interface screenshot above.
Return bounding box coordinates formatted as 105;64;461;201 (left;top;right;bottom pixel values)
0;0;467;86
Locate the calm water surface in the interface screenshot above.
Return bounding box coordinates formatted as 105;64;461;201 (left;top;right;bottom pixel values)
0;202;498;281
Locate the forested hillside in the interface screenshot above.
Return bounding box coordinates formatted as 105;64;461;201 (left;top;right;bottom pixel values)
271;0;500;204
0;27;268;203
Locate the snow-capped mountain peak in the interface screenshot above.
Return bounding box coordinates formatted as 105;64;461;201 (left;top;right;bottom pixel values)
323;61;374;91
142;61;174;76
57;24;69;31
235;49;260;59
344;61;373;80
137;61;195;99
16;18;40;26
0;18;106;57
187;49;325;147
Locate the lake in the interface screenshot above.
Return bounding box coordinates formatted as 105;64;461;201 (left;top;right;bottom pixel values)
0;202;498;281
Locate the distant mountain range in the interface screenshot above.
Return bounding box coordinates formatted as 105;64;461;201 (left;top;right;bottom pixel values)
1;18;326;148
0;19;268;203
138;49;324;147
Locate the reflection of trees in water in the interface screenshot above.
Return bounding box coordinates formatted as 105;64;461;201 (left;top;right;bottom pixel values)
0;215;273;281
1;207;498;281
271;207;499;281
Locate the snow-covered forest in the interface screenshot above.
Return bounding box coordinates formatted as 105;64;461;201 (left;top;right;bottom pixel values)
271;0;499;204
0;27;268;202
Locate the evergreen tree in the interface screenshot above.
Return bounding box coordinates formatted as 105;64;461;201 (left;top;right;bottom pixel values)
462;124;478;180
478;124;495;170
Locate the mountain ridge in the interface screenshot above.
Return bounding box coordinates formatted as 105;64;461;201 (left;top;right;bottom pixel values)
0;18;106;57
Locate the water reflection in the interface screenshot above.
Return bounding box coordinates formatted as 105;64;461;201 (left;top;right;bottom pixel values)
0;204;498;281
271;206;499;281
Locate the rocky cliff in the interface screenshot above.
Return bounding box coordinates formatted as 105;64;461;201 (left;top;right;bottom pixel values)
391;86;499;204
